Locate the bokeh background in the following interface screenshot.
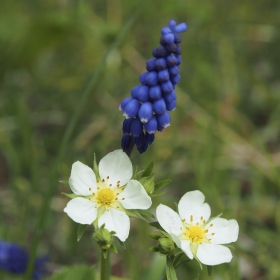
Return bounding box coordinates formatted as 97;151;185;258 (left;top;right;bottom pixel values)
1;0;280;279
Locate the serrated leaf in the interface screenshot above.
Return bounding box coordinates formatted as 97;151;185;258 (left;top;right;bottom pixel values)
150;191;166;197
141;161;154;177
93;153;100;180
61;192;77;199
77;224;88;242
124;209;149;222
154;179;171;191
139;174;155;194
59;180;69;185
207;265;212;276
51;265;95;280
166;255;178;280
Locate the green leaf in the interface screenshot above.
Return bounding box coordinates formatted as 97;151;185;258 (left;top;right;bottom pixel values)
124;209;149;222
137;209;154;218
141;161;154;177
154;179;171;191
166;255;178;280
61;192;77;199
207;265;212;276
139;174;155;194
93;153;100;180
51;265;95;280
77;224;88;242
59;180;69;185
150;191;166;197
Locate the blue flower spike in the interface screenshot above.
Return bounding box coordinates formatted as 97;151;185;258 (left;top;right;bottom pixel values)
120;19;188;153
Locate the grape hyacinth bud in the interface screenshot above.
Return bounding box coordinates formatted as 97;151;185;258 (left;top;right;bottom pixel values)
120;19;188;153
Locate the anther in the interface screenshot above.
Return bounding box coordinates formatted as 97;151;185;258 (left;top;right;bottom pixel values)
196;222;199;226
204;230;208;233
211;233;215;236
107;176;109;179
210;224;213;227
109;184;112;186
117;180;120;184
190;215;193;222
122;198;125;200
200;216;203;220
89;188;92;191
203;220;206;223
97;180;99;183
182;219;185;222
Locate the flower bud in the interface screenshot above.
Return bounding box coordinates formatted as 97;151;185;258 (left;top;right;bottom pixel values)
121;134;132;152
153;98;166;114
131;85;141;98
119;97;133;111
149;85;162;100
144;116;158;134
161;27;171;35
174;22;188;33
166;55;178;67
176;55;182;65
174;34;182;44
139;72;148;85
146;58;157;71
146;71;158;87
163;33;175;44
158;237;175;255
122;99;140;118
169;65;180;76
170;74;180;85
164;91;176;103
136;86;149;102
169;19;176;30
175;45;182;55
130;118;143;137
94;225;114;250
161;80;173;94
158;69;170;82
156;111;171;128
155;58;167;70
166;101;176;111
122;119;133;134
138;102;153;123
145;132;155;144
166;43;177;53
153;46;168;58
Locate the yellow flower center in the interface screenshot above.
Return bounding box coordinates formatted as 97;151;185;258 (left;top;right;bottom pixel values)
185;226;205;244
96;188;115;207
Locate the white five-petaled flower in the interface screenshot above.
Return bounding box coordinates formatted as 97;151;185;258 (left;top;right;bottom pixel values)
156;190;239;266
64;149;152;242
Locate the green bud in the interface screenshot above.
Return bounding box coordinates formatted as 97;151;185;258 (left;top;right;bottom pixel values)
93;225;114;250
158;237;175;255
149;233;161;240
149;247;159;252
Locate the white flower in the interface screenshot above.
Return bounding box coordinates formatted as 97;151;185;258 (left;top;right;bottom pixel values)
64;149;152;242
156;190;239;266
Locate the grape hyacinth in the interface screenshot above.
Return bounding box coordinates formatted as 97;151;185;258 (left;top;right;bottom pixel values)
120;20;188;154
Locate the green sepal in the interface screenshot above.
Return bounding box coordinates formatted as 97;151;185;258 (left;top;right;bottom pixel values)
132;166;138;179
137;209;154;218
149;247;159;252
111;244;118;254
154;179;171;191
149;221;164;231
149;233;161;240
174;202;178;213
150;191;166;197
124;209;149;222
93;153;100;180
61;192;78;199
166;255;178;280
207;265;212;276
141;161;154;177
77;224;88;242
59;180;69;185
117;239;126;249
139;174;155;194
172;248;184;257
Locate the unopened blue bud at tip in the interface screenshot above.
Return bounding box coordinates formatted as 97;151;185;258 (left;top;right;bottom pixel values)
153;98;166;114
138;102;153;123
146;71;158;87
139;72;148;85
174;22;188;33
161;27;171;35
164;91;177;103
144;116;158;134
131;85;141;99
163;33;175;44
161;80;173;94
119;97;133;111
158;69;170;82
156;111;171;128
169;19;176;30
149;85;162;100
136;85;150;102
166;100;177;111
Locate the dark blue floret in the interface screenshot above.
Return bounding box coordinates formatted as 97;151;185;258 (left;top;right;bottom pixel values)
120;19;188;153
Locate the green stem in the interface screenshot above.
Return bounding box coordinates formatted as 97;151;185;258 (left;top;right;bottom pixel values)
100;249;111;280
24;4;145;279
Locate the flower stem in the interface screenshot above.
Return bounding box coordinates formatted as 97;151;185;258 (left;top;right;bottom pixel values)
100;249;111;280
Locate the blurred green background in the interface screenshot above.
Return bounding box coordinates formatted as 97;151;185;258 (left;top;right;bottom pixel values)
1;0;280;279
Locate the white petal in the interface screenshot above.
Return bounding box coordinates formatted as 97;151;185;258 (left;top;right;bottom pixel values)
99;150;132;187
64;197;97;224
206;218;239;245
196;243;233;265
156;204;183;235
178;190;211;224
69;161;97;196
98;208;130;242
170;232;193;259
118;180;152;210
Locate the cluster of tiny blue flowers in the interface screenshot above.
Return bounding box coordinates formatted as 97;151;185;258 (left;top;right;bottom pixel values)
120;20;187;153
0;241;47;279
